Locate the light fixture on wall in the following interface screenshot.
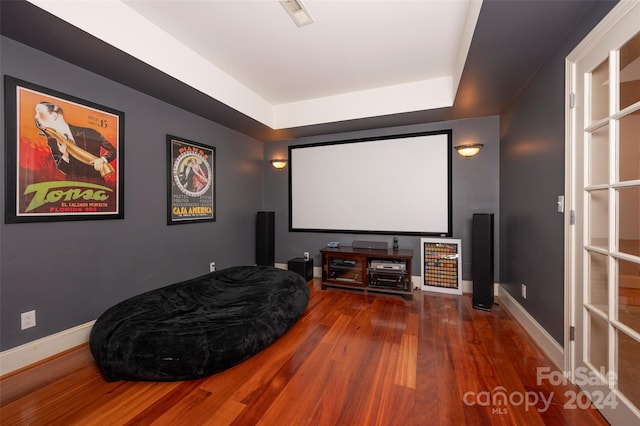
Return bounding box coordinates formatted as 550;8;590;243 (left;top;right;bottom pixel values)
454;143;484;158
270;159;288;170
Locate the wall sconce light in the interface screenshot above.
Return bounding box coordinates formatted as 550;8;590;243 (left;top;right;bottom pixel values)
454;143;484;158
270;159;288;170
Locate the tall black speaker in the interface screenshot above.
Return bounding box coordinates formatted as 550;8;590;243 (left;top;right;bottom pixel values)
256;211;275;266
472;213;494;311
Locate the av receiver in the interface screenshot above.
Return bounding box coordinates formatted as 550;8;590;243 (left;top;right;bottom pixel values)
368;259;409;291
370;259;406;271
369;271;409;291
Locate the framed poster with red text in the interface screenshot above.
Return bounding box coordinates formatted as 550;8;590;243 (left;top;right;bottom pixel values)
4;76;124;223
167;135;216;225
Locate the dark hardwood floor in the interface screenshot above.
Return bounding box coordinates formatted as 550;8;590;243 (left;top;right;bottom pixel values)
0;279;609;425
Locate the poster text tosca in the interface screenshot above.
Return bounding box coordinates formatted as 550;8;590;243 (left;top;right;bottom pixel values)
23;181;112;213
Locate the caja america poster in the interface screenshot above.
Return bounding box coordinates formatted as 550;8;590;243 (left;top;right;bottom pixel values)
166;135;215;225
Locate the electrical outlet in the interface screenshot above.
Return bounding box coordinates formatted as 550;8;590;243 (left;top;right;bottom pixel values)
304;251;310;261
521;284;527;299
21;310;36;330
210;262;216;272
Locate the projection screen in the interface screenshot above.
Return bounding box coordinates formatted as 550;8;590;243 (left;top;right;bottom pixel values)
289;130;452;236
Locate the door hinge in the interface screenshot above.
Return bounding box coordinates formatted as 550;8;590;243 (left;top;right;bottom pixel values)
570;326;575;341
570;92;576;109
570;210;576;225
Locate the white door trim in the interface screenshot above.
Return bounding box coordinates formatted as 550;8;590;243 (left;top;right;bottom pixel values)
565;1;640;423
565;0;640;379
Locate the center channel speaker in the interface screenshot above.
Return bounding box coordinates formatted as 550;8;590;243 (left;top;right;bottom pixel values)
256;211;275;266
472;213;494;311
352;240;388;250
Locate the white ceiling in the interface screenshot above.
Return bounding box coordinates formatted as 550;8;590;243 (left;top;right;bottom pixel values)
28;0;481;130
5;1;613;141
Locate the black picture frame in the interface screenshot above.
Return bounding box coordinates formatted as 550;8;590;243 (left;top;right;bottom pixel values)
288;129;452;236
166;135;216;225
4;76;125;223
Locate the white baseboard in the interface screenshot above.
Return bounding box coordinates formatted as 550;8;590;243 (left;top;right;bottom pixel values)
497;285;564;369
0;282;563;377
0;320;95;377
1;263;312;376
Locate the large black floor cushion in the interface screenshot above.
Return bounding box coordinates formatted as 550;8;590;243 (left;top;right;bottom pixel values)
90;265;310;382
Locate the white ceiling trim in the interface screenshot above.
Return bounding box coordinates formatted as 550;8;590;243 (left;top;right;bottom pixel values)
274;77;453;129
452;0;483;96
28;0;274;126
28;0;481;131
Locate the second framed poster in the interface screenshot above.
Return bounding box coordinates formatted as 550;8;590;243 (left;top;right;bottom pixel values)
421;237;462;295
167;135;216;225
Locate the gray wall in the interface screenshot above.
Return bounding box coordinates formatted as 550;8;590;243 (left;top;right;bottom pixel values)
1;0;614;355
0;37;264;351
263;116;500;281
499;1;616;344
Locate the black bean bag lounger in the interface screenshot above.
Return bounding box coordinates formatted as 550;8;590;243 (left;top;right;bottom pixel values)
89;265;310;382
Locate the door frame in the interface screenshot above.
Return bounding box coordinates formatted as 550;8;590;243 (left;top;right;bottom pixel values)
565;1;640;424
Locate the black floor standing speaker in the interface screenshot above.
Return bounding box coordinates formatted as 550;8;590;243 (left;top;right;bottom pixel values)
472;213;494;311
256;211;275;266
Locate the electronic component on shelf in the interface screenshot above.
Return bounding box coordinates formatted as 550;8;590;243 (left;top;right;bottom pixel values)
320;246;414;299
370;259;406;271
369;271;409;291
331;258;357;267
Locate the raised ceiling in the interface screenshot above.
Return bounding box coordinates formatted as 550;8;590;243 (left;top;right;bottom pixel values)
0;0;611;141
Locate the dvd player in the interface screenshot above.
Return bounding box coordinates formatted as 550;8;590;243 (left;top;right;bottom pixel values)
370;260;405;271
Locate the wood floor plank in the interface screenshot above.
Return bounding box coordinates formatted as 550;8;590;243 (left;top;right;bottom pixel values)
394;334;417;389
243;342;335;425
0;345;94;407
144;387;217;425
0;280;610;425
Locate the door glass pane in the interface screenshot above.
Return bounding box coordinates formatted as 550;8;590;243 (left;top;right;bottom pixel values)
617;330;640;410
618;186;640;257
589;189;609;249
619;258;640;334
618;113;640;182
589;313;609;371
589;125;609;186
589;252;609;312
591;58;610;122
619;31;640;111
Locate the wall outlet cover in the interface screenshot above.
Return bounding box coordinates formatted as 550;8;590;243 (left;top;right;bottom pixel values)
21;310;36;330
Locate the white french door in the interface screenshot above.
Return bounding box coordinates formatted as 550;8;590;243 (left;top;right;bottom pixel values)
566;2;640;424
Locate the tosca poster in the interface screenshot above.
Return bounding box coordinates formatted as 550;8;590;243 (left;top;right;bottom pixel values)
4;76;124;223
167;135;216;225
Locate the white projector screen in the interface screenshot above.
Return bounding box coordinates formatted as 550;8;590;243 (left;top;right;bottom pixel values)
289;130;452;236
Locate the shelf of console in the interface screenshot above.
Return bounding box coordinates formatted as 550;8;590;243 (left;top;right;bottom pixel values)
320;246;413;300
320;281;414;300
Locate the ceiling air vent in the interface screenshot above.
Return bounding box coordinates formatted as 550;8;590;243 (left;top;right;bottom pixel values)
280;0;315;27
